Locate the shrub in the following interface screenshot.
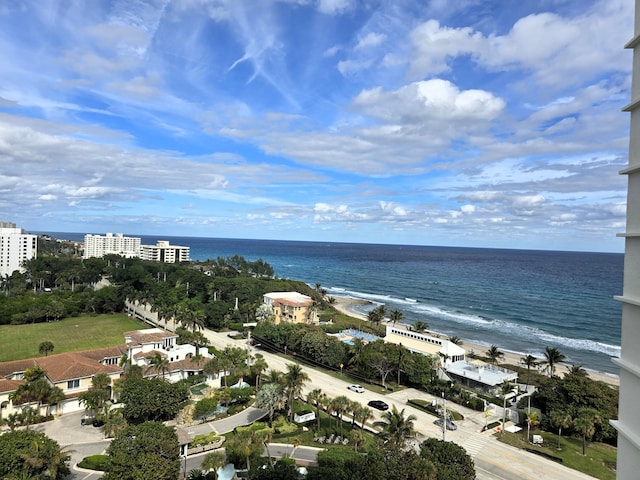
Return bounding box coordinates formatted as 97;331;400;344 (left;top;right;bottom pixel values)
78;454;109;471
190;433;222;448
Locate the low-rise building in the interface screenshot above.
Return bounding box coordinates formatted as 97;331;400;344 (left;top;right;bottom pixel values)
383;325;517;394
445;359;519;394
0;346;125;419
0;328;224;421
124;328;216;382
140;240;190;263
383;325;466;366
263;292;318;325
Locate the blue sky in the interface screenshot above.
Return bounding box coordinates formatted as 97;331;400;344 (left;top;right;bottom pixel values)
0;0;632;252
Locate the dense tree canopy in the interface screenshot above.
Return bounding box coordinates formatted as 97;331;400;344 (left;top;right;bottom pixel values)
4;246;310;332
118;377;189;424
532;369;618;443
0;429;70;480
104;421;180;480
420;438;476;480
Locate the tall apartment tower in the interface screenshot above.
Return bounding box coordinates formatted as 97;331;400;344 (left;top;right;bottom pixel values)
0;222;38;276
613;2;640;477
83;233;141;259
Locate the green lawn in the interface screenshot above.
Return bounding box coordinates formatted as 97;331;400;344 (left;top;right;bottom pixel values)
0;314;146;362
496;430;616;480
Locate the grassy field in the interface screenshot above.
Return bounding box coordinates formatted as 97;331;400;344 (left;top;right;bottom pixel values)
0;314;147;362
497;429;616;480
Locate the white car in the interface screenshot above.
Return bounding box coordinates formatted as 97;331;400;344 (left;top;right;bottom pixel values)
347;384;365;393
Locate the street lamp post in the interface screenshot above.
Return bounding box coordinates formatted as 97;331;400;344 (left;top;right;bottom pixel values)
442;392;446;442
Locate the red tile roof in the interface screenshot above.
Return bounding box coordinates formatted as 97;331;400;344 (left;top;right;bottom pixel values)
37;352;122;382
0;359;37;379
0;378;24;394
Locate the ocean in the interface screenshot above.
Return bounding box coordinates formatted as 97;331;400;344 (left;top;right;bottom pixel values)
47;232;623;376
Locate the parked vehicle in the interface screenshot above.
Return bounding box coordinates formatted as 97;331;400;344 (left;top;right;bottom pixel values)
80;413;95;426
434;418;457;431
347;384;365;393
367;400;389;411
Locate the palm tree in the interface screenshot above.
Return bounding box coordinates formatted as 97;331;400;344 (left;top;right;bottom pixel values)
368;308;383;333
542;347;566;377
448;336;463;346
568;364;588;377
486;345;505;365
520;354;538;390
201;451;226;480
349;428;364;452
251;354;269;388
178;301;206;333
263;369;284;386
347;399;360;427
411;320;429;333
38;341;54;357
44;386;65;417
347;337;366;366
283;363;309;422
499;381;516;435
390;310;403;327
573;408;601;456
306;388;326;432
358;406;374;431
374;405;417;449
549;410;572;450
150;352;170;379
332;395;351;439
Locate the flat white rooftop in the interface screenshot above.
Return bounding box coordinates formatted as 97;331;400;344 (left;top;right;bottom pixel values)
446;360;518;387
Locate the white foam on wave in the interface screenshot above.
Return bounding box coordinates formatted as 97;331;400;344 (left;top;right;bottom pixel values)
412;303;492;325
330;288;423;307
327;287;621;358
408;300;621;357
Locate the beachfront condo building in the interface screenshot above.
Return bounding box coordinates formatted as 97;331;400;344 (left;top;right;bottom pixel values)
83;232;141;259
0;222;37;277
140;240;190;263
614;3;640;478
263;291;319;325
83;234;189;263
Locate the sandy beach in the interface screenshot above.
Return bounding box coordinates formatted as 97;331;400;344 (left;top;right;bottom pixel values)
332;296;619;387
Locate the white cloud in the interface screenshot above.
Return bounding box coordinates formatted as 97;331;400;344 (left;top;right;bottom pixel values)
356;32;387;50
316;0;354;15
408;1;632;88
352;79;505;124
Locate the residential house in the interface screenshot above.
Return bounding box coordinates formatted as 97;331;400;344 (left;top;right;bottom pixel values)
0;328;225;421
263;292;318;325
0;346;125;418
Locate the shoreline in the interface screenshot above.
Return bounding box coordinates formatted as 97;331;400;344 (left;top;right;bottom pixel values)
331;295;619;387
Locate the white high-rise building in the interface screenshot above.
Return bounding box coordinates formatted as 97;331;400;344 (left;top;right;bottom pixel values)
140;240;190;263
83;233;141;259
613;3;640;478
0;222;38;276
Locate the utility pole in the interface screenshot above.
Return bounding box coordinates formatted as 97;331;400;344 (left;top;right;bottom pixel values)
442;392;446;442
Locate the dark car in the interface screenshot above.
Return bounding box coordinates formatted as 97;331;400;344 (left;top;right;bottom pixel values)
434;418;457;431
368;400;389;411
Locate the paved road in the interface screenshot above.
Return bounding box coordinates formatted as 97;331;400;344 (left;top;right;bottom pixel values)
201;328;597;480
34;323;597;480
